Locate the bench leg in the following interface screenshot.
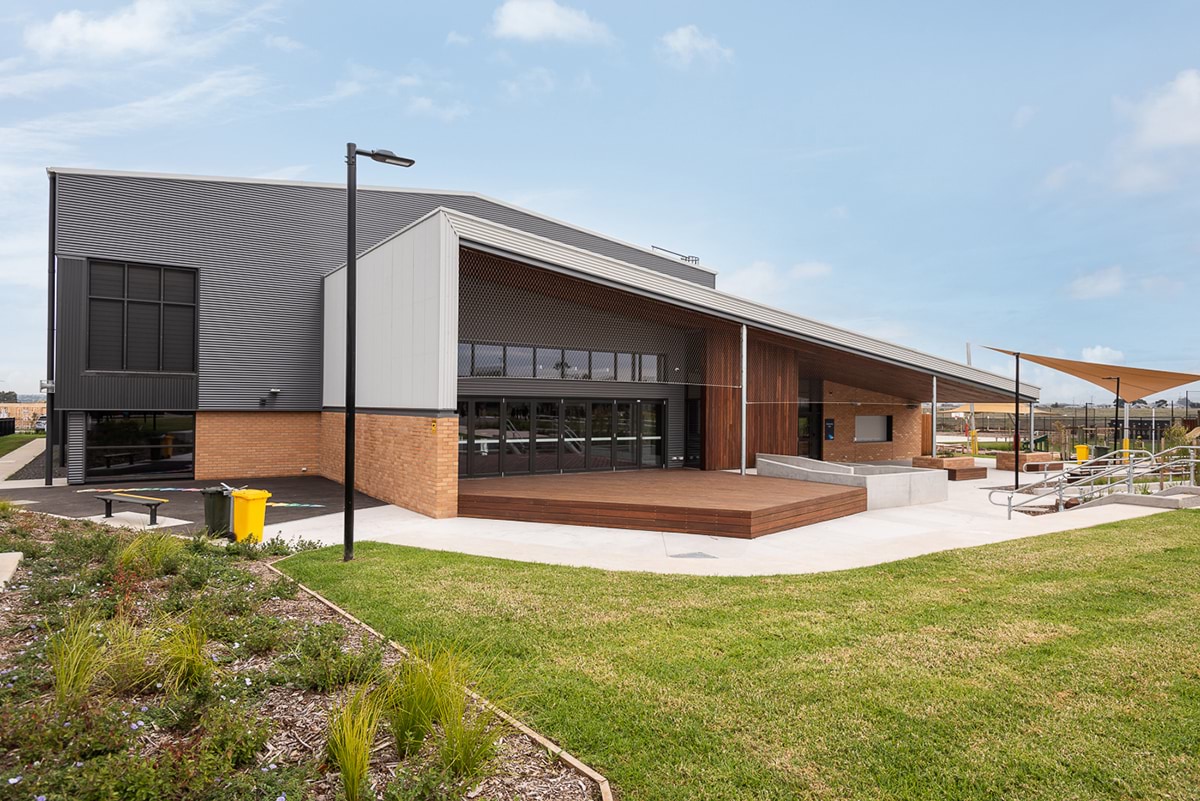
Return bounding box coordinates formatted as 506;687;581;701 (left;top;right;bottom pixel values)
103;499;113;518
149;506;157;526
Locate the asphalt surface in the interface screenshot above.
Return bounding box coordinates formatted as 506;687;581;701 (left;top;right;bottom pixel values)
0;475;383;529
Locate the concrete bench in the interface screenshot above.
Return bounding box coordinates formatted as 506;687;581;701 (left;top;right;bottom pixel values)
95;492;167;526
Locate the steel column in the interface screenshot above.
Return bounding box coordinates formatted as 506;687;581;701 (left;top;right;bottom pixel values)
931;376;937;456
739;323;747;476
344;142;357;562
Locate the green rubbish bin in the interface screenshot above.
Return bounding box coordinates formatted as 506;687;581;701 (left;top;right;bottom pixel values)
202;487;232;537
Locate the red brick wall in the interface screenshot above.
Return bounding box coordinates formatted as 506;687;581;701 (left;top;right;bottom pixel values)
194;411;321;480
318;411;458;519
821;382;923;462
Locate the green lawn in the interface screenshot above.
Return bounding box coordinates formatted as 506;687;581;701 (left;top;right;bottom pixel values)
0;432;44;459
280;511;1200;800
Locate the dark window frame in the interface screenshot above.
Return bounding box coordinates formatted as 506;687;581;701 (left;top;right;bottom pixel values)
460;341;666;384
85;259;198;374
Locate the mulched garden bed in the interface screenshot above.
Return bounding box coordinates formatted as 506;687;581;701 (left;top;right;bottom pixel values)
0;507;599;801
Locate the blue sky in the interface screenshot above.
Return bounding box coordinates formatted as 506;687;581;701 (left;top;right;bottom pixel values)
2;0;1199;404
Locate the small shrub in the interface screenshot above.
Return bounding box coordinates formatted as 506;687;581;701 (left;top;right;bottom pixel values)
199;704;271;768
383;765;460;801
380;648;460;757
179;555;214;589
116;532;185;577
0;499;18;520
101;617;161;695
161;617;212;692
275;623;382;692
0;703;133;763
326;683;383;801
47;608;106;708
255;573;299;601
54;526;121;570
435;692;502;782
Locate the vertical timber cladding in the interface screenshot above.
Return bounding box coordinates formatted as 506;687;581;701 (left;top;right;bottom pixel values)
701;332;801;471
457;248;734;469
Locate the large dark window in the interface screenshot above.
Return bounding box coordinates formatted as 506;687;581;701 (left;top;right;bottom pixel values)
84;412;195;480
87;261;197;373
459;342;665;383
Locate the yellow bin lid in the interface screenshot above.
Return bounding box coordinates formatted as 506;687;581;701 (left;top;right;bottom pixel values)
231;489;272;500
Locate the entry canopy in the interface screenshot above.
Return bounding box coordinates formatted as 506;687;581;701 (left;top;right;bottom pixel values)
986;347;1200;403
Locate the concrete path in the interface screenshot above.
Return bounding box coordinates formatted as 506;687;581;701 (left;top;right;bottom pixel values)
0;439;45;481
268;464;1175;576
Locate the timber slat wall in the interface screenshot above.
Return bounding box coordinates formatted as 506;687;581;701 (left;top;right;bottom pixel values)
457;471;866;539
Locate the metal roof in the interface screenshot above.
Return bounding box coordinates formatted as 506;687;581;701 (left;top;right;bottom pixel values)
45;166;716;286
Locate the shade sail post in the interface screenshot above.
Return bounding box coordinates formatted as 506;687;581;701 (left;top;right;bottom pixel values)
931;376;937;456
1013;353;1021;491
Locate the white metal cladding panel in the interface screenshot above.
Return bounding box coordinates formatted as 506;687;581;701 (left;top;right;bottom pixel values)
327;213;455;411
67;412;85;484
322;269;347;408
444;212;1040;400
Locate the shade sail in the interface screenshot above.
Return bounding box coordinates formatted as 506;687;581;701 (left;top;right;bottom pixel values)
987;348;1200;402
946;403;1026;414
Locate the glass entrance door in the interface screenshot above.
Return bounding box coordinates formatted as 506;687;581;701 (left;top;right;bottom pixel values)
503;401;532;474
640;401;665;467
470;401;501;475
534;401;560;473
460;398;668;477
614;402;637;469
561;403;587;471
589;401;613;470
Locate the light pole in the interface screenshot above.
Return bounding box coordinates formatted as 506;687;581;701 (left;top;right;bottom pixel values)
345;143;414;562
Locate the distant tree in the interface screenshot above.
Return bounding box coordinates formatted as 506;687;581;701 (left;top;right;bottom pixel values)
0;390;16;402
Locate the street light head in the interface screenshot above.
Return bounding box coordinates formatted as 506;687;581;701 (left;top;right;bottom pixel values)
367;149;415;167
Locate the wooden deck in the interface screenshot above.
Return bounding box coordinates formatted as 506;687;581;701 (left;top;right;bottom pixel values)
457;470;867;538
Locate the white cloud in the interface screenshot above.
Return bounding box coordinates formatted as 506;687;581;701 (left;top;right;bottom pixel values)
491;0;611;44
1040;161;1083;191
790;261;833;279
0;69;263;154
295;65;422;108
407;96;469;122
254;165;310;180
0;67;81;97
1126;68;1200;150
657;25;733;70
501;66;556;99
1067;265;1124;300
1012;104;1036;130
264;34;302;51
722;259;832;304
22;0;255;62
1112;161;1171;193
446;30;471;46
1081;345;1124;364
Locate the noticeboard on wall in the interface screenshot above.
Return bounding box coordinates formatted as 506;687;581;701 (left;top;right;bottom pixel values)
824;418;835;440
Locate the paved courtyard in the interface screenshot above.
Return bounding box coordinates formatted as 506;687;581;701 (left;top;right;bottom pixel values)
266;462;1171;576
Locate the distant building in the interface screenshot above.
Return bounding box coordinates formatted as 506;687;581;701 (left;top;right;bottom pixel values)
0;402;47;431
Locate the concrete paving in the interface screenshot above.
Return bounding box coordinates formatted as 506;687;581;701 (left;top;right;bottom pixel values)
0;439;45;481
0;552;23;589
268;463;1176;576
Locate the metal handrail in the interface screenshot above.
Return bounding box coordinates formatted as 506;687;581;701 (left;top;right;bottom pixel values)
989;446;1200;519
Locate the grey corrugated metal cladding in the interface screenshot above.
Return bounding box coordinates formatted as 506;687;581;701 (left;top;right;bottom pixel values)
52;172;713;412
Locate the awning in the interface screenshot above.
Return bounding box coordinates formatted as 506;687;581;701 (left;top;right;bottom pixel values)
987;348;1200;402
945;403;1026;414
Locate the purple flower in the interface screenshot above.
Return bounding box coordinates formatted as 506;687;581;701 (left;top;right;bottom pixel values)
37;795;47;801
7;776;20;784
